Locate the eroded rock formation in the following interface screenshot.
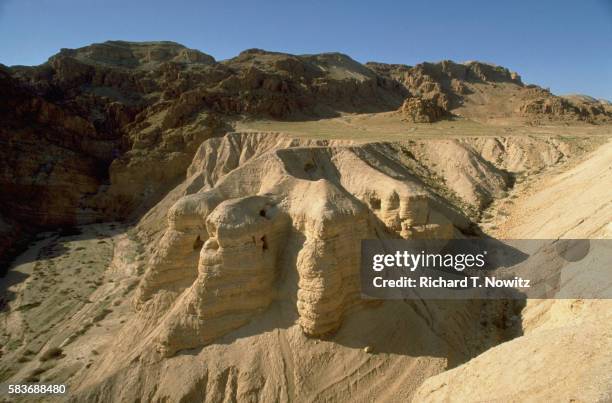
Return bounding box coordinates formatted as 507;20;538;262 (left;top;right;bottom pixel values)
126;132;545;355
398;97;447;123
520;89;612;123
370;59;612;123
2;41;612;402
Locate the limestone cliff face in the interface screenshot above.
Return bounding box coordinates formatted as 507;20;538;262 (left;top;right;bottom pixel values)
130;133;525;356
122;131;589;357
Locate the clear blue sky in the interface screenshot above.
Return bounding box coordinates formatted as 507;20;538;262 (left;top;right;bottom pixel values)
1;0;611;100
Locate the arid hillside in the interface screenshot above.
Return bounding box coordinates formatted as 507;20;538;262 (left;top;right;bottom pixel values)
2;41;611;270
1;41;611;402
1;129;610;401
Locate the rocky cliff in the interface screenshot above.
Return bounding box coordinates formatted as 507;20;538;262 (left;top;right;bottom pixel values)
135;133;475;356
369;59;612;123
2;41;612;401
2;42;611;271
0;131;594;402
121;131;584;359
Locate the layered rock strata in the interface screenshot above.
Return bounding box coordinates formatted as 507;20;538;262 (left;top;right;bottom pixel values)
133;133;525;356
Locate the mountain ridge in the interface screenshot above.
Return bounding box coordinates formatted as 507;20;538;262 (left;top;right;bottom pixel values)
1;40;611;270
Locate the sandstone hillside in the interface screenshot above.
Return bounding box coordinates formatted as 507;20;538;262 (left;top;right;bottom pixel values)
1;41;611;402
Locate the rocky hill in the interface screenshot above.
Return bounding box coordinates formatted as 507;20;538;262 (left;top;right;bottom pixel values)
368;60;612;124
2;40;611;272
1;41;612;401
0;127;609;401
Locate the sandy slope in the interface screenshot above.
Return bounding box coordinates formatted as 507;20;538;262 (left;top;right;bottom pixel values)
0;126;610;402
493;140;612;239
413;140;612;402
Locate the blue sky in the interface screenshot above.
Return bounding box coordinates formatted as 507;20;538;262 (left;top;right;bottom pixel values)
1;0;611;99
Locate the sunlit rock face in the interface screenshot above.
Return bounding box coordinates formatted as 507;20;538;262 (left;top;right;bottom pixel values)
132;133;488;356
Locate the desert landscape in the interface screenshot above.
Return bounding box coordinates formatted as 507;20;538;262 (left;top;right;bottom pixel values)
0;41;611;402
